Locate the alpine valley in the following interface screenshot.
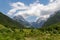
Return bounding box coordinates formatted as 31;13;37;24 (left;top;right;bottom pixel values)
0;11;60;40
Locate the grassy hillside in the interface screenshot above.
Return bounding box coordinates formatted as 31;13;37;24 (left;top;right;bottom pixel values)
0;12;24;29
43;11;60;27
40;11;60;33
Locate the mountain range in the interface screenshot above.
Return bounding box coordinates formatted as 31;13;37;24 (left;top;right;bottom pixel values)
13;15;45;28
0;11;60;28
11;11;60;28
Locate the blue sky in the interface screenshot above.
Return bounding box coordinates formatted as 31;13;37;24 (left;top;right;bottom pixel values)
0;0;49;14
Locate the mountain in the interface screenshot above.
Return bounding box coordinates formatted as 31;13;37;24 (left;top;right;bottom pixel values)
43;11;60;27
13;15;46;28
0;12;24;29
13;11;60;28
31;19;45;28
41;11;60;31
13;15;31;27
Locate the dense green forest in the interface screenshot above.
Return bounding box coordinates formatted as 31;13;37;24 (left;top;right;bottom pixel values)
0;12;60;40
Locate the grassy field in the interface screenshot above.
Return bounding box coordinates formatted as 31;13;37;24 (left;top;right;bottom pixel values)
0;24;60;40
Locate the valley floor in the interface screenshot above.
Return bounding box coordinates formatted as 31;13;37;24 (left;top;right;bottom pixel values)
0;24;60;40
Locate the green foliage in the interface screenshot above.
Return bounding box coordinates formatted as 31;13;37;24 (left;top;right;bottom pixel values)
0;24;60;40
0;12;24;28
43;11;60;27
41;11;60;34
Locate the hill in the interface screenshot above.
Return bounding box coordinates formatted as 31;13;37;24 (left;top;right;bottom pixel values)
0;12;24;29
41;11;60;33
43;11;60;27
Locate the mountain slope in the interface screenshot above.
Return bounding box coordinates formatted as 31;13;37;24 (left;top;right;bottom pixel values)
0;12;24;29
13;15;46;28
43;11;60;27
31;20;45;28
13;15;31;27
41;11;60;32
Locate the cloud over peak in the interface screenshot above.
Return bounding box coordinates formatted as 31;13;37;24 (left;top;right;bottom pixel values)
7;0;60;22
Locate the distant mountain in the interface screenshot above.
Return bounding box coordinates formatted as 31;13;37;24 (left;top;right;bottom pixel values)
12;11;60;28
13;15;45;28
13;15;31;27
31;19;45;28
0;12;24;29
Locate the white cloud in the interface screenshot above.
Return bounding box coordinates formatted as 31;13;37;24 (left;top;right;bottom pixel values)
7;0;60;22
50;0;54;2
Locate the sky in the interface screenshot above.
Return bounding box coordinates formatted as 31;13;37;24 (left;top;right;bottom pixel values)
0;0;49;14
0;0;60;22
